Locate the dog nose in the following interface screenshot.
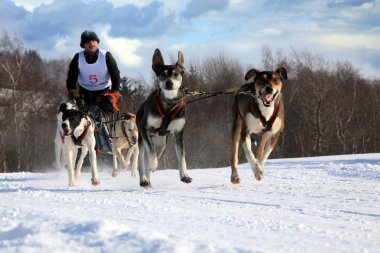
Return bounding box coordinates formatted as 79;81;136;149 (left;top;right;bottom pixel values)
62;123;68;129
265;86;273;94
165;80;173;89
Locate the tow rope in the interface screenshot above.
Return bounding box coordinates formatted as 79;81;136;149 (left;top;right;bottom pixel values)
185;82;254;104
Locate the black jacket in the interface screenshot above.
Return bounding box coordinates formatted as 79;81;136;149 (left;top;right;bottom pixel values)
66;49;121;92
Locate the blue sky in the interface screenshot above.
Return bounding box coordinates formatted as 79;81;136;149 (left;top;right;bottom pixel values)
1;0;380;79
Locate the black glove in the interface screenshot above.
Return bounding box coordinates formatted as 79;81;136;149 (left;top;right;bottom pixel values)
68;89;80;101
77;98;86;111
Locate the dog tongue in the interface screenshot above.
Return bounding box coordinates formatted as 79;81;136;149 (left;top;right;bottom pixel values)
261;93;273;103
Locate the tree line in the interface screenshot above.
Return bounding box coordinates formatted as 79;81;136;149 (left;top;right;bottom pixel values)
1;31;379;172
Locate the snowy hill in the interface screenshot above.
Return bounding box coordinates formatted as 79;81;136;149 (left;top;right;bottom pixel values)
1;153;379;253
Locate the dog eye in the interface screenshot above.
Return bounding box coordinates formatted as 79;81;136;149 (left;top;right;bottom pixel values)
173;72;179;77
129;129;132;132
257;80;266;85
160;72;167;79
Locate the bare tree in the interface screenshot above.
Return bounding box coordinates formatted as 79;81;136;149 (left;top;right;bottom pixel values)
332;62;358;154
0;31;24;171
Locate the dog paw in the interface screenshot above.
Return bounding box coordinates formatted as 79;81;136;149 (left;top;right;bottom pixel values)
181;176;192;184
68;181;75;187
151;158;158;170
112;170;119;177
230;176;241;184
123;163;130;170
254;171;264;181
254;163;264;181
130;169;137;178
91;178;100;186
140;180;151;188
74;172;81;180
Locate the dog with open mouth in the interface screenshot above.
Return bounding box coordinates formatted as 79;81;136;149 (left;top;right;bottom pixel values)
55;101;91;174
55;101;77;169
231;67;287;183
136;48;192;187
60;108;99;186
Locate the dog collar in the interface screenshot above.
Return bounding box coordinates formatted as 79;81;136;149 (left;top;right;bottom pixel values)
122;121;136;146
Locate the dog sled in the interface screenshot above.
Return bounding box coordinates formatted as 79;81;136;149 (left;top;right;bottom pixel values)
77;92;124;165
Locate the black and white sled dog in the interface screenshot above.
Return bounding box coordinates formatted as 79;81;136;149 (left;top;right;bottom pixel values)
58;102;99;186
110;113;139;178
136;48;192;187
55;101;87;174
55;101;77;170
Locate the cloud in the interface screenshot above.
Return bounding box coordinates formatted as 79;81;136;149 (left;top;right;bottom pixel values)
258;28;283;36
99;25;143;68
5;0;177;48
320;33;380;50
326;0;372;8
1;0;380;79
0;1;28;31
108;1;175;38
52;34;70;55
106;0;154;7
13;0;54;11
182;0;229;18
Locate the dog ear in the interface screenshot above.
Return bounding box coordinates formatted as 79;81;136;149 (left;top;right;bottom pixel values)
126;113;136;120
276;67;288;80
177;51;185;73
80;111;87;118
245;68;261;81
152;48;164;75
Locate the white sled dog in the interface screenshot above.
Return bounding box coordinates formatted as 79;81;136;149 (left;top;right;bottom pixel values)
59;107;99;186
231;67;287;183
110;113;139;178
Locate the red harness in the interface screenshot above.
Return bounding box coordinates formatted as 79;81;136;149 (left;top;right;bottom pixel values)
155;95;185;120
236;96;282;133
60;120;91;146
152;94;185;135
254;99;281;132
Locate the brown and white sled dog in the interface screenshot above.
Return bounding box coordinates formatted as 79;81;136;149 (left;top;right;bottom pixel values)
136;48;192;187
231;67;287;183
110;113;139;178
55;101;87;173
60;107;99;186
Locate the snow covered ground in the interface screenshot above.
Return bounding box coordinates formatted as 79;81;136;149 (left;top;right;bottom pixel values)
1;153;380;253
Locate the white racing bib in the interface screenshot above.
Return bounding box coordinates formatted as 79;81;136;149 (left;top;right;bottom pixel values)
78;49;111;91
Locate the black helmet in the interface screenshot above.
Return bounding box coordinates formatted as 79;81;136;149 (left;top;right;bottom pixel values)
80;30;100;48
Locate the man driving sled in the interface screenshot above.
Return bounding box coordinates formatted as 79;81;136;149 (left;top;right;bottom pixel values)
66;30;121;155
